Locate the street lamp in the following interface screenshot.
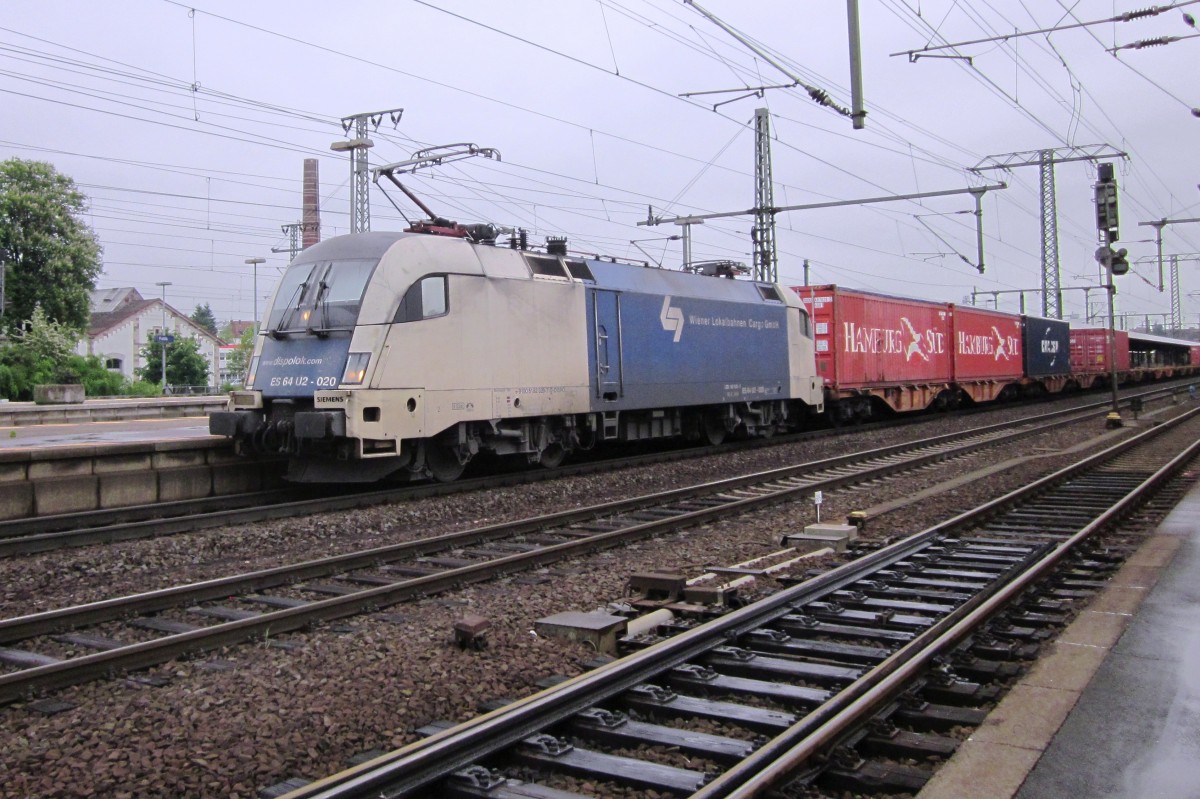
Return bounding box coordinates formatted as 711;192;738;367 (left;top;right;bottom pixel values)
155;281;171;392
244;257;266;330
331;136;375;233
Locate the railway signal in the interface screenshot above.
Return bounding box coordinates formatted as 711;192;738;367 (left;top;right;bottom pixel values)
1095;162;1120;243
1094;163;1127;276
1095;245;1130;275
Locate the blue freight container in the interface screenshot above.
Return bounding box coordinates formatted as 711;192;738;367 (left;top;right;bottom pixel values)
1022;315;1071;376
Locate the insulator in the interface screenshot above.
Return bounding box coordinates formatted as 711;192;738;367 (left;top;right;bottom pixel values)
1121;5;1165;21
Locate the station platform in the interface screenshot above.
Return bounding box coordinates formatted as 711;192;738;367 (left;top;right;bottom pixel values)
0;395;225;427
919;474;1200;799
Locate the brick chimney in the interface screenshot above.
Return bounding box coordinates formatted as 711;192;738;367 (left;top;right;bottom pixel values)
302;158;320;248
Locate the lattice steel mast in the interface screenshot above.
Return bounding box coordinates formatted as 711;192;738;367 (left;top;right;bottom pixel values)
273;222;316;261
331;107;404;234
972;144;1126;319
1161;254;1200;330
752;108;778;283
1038;151;1061;318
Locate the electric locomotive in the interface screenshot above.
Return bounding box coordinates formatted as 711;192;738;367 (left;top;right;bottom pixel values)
210;228;825;482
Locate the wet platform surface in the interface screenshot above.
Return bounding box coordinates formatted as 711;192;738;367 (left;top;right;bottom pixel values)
920;476;1200;799
1015;479;1200;799
0;416;216;449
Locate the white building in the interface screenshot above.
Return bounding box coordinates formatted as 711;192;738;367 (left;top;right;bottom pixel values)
77;288;224;387
218;344;244;386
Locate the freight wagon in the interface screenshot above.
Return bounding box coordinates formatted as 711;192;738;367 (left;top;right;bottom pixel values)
793;285;1029;420
793;285;954;421
1021;316;1072;394
950;304;1024;403
1069;328;1130;388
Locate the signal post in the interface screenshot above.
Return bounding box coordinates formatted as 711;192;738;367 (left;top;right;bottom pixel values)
1094;163;1127;427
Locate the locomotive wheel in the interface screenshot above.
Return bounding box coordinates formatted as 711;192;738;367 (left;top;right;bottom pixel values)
425;441;466;482
703;413;727;446
538;443;567;469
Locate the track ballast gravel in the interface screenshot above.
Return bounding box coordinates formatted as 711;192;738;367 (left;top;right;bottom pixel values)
0;395;1182;799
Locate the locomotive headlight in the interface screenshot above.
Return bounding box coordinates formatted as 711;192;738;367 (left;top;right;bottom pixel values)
341;352;371;385
245;356;260;388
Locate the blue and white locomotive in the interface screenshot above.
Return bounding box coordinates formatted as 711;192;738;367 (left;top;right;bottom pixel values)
210;228;824;482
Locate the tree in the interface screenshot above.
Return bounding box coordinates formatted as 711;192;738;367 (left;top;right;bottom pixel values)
191;303;218;336
13;305;76;362
137;335;210;388
224;326;256;386
0;159;103;335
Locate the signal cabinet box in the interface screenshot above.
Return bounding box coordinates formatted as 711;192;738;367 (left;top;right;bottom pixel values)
1070;328;1130;373
1022;316;1072;377
794;285;952;388
950;305;1024;381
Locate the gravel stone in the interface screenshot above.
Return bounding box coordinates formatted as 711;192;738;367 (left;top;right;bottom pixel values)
0;392;1186;798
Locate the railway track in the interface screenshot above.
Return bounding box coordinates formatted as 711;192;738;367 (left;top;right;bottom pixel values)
0;385;1179;558
277;405;1200;799
0;391;1153;706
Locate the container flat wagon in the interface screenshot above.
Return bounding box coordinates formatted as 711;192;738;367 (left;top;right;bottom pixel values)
1070;328;1130;388
794;284;954;420
950;304;1024;403
1021;315;1073;394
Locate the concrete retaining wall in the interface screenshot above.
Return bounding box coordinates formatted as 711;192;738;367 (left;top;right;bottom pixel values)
0;439;285;520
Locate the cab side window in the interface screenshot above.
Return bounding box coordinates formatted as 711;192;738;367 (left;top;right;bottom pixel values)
394;275;448;322
798;307;812;338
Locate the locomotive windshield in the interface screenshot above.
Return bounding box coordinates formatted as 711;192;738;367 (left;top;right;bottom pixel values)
267;257;378;336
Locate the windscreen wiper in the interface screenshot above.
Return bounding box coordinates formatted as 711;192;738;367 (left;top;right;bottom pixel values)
307;280;331;338
270;280;308;339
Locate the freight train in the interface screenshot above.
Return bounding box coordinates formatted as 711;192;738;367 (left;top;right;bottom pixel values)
210;227;1200;482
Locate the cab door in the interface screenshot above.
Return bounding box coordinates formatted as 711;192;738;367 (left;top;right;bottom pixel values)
591;290;623;401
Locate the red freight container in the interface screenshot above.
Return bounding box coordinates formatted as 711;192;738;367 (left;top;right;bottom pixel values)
1069;328;1130;373
1191;345;1200;367
950;305;1024;381
794;285;953;389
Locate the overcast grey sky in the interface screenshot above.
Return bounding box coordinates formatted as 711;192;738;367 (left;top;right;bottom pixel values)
2;1;1198;329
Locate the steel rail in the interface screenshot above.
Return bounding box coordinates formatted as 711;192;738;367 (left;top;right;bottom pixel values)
0;384;1177;558
0;398;1131;704
282;406;1200;799
704;418;1200;798
0;397;1111;644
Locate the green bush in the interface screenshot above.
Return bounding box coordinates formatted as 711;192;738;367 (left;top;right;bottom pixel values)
124;380;163;398
0;364;21;401
65;355;126;397
0;308;95;400
0;346;40;400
